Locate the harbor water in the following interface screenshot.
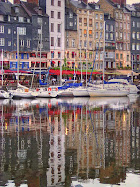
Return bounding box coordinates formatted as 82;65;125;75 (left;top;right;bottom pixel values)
0;95;140;187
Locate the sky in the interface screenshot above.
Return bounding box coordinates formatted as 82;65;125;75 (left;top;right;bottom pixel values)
8;0;140;4
88;0;140;4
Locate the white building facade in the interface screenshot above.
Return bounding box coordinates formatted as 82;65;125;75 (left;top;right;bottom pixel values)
46;0;65;68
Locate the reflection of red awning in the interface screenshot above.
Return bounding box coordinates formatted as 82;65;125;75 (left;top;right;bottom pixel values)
4;70;31;74
51;51;54;53
36;61;40;63
0;61;9;63
58;52;60;54
67;62;70;64
52;61;55;64
72;62;75;64
32;61;35;64
42;61;46;63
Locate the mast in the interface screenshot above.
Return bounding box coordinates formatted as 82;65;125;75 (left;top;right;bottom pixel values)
78;15;82;82
86;12;89;88
17;27;19;86
103;21;105;88
2;49;3;87
60;23;62;86
39;24;42;83
131;54;133;83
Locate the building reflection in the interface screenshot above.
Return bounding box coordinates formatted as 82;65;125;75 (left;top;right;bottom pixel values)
0;96;139;186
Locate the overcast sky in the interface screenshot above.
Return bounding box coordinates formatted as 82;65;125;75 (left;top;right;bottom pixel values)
88;0;140;4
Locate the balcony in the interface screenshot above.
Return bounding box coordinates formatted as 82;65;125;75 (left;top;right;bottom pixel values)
105;46;116;50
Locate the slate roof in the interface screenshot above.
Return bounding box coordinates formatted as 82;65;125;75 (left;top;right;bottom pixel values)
70;0;93;10
21;2;48;17
0;1;12;15
65;7;77;16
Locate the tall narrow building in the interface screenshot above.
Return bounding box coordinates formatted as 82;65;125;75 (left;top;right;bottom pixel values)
40;0;65;68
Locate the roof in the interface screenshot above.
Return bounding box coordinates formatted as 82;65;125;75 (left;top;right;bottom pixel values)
65;7;77;16
125;4;136;12
0;1;12;15
70;0;93;10
21;1;48;17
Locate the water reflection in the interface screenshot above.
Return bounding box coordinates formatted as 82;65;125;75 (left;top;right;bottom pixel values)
0;95;139;187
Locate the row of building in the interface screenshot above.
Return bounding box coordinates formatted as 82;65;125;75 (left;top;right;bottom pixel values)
0;0;140;76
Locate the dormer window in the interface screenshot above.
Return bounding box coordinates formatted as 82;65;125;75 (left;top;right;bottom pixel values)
95;5;99;10
15;7;19;13
37;17;42;25
27;19;30;23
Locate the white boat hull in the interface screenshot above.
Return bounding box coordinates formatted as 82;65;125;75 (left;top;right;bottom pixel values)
88;88;128;97
0;91;13;99
72;87;89;97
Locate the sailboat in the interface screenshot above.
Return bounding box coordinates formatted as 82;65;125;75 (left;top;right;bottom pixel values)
0;49;13;99
8;28;37;99
87;22;129;97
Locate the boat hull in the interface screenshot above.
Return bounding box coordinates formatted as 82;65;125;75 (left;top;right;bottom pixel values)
88;88;128;97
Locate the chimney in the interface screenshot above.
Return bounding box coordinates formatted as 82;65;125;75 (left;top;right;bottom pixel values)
27;0;38;5
111;0;126;7
14;0;20;4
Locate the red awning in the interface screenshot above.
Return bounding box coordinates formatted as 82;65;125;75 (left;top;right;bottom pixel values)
36;61;40;63
42;61;46;63
0;61;9;63
72;62;75;64
67;62;70;64
32;61;35;64
51;51;54;53
52;61;55;64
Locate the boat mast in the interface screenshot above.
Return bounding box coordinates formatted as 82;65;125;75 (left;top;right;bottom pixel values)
131;54;133;83
78;15;82;82
86;12;89;88
1;49;3;87
39;24;42;84
17;27;19;86
60;23;62;86
103;21;105;89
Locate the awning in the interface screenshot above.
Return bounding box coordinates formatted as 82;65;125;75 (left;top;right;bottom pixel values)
116;70;139;76
51;61;55;64
67;62;70;64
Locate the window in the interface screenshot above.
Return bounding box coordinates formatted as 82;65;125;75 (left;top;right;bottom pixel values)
51;51;54;58
96;42;99;48
123;43;126;50
132;43;135;50
0;38;5;46
18;27;26;35
51;23;54;32
132;32;135;39
89;30;92;37
95;22;98;29
127;23;130;29
116;22;118;28
120;32;122;39
137;32;140;40
72;39;75;47
116;53;119;59
51;0;54;6
20;40;24;47
66;39;69;47
27;40;30;48
124;22;126;29
0;25;4;33
27;19;30;23
51;37;54;46
116;12;118;18
51;11;54;18
58;52;61;58
132;21;135;27
58;1;61;7
96;14;98;19
89;41;92;48
110;25;113;31
8;28;11;34
96;32;98;39
79;18;82;25
120;43;123;50
84;18;87;26
100;14;103;20
110;33;113;40
127;33;130;40
38;29;41;34
84;41;87;47
79;29;82;37
100;22;103;29
58;12;61;19
37;17;42;25
58;38;61;47
120;54;123;59
84;29;87;37
79;40;82;47
127;43;129;50
127;55;129;61
120;13;122;19
18;17;24;22
89;19;92;26
69;12;73;18
8;41;11;46
136;43;140;50
120;22;122;29
124;32;126;40
57;24;61;32
106;33;108;40
69;22;73;26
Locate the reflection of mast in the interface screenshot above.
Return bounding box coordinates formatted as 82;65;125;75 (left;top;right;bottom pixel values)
86;104;89;179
